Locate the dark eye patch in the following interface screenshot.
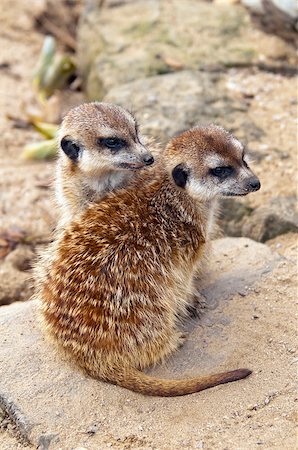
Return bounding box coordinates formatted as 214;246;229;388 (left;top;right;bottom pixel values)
97;137;127;151
172;164;189;188
60;138;81;162
210;166;234;179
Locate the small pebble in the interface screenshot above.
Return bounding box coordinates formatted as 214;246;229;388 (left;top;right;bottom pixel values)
239;291;247;297
248;404;259;411
86;424;98;435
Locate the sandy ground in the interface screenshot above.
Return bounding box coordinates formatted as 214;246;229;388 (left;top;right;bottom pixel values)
0;0;297;448
0;1;56;236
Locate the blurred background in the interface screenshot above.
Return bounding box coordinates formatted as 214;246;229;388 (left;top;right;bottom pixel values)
0;0;297;304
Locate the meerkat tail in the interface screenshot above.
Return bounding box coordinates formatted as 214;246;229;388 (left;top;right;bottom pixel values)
111;367;252;397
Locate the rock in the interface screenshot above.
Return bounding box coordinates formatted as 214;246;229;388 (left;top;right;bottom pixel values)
5;245;34;272
0;238;280;449
0;245;35;306
104;70;262;144
219;198;254;237
242;196;298;242
219;196;298;242
77;0;296;99
77;1;106;100
199;237;279;309
241;0;298;44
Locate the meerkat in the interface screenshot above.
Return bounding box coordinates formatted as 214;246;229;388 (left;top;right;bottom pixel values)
56;102;155;227
37;124;260;397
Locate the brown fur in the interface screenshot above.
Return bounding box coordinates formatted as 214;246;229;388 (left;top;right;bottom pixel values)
37;125;260;397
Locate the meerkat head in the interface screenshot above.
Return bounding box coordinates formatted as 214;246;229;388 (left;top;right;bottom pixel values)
58;102;154;175
166;124;260;201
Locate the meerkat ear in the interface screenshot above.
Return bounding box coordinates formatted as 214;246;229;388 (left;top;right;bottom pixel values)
172;164;189;188
60;137;81;162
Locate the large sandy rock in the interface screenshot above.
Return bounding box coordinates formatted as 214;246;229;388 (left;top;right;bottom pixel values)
2;237;294;450
77;0;296;99
104;70;261;144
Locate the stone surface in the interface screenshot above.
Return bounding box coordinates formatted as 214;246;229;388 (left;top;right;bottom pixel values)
0;246;35;306
104;70;261;144
77;0;296;99
241;0;298;44
220;196;298;242
1;237;291;450
242;196;298;242
219;198;254;237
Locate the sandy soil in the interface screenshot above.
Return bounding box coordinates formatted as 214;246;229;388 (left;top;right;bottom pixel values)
0;0;56;235
0;0;297;448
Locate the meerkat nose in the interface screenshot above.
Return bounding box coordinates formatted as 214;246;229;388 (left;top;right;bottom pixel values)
143;155;154;166
247;176;261;192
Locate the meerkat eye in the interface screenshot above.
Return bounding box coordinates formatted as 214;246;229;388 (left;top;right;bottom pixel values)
97;137;126;151
210;166;234;179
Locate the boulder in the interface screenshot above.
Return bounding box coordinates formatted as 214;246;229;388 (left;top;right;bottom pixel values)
220;196;298;242
0;238;282;449
0;246;35;306
219;198;254;238
104;70;261;144
241;196;298;242
77;0;296;99
241;0;298;44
